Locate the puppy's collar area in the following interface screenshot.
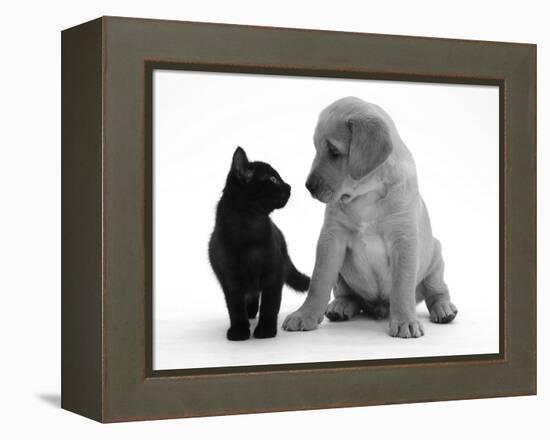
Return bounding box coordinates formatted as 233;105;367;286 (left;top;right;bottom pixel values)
340;193;353;203
337;181;391;208
336;176;370;204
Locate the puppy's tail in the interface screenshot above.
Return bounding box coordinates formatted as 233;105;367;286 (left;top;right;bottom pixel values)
285;261;310;293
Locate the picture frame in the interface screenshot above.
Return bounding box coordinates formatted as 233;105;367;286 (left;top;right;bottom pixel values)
61;16;536;422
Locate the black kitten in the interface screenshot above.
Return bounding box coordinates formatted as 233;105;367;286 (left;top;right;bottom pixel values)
209;147;310;341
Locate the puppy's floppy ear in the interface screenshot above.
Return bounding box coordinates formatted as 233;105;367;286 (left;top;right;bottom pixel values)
347;116;393;180
231;146;252;181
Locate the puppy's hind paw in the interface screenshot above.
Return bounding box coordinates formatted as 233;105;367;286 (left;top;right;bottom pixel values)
325;297;361;321
389;318;424;338
430;300;458;324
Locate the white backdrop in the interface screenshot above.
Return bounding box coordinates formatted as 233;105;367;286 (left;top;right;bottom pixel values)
2;0;546;437
154;71;500;369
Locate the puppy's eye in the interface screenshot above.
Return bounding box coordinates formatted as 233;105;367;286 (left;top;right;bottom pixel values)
327;143;340;159
269;176;279;184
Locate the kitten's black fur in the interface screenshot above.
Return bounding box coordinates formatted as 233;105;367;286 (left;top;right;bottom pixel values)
209;147;310;341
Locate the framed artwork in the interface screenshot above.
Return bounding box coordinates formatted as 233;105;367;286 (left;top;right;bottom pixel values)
61;16;536;422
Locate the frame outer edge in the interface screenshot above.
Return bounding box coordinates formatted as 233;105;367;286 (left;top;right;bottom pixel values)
530;43;537;395
61;17;104;422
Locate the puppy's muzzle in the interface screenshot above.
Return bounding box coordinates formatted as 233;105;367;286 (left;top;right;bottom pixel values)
305;175;321;196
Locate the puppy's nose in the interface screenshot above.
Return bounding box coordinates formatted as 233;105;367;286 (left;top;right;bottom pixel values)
305;177;317;195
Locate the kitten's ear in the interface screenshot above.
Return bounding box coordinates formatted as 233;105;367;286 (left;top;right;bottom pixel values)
232;147;251;181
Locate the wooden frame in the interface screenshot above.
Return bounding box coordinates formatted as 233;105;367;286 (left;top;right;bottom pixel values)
61;16;536;422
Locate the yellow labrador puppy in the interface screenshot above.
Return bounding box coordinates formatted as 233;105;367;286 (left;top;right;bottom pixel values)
283;97;457;338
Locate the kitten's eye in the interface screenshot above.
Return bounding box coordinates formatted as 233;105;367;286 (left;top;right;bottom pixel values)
327;142;340;159
269;176;279;184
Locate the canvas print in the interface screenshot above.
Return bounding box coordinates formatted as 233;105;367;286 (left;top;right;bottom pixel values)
152;70;499;370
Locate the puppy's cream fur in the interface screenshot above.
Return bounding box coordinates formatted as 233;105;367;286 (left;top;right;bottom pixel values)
283;97;457;337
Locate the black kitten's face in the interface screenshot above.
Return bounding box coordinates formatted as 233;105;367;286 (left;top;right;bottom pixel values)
231;147;291;213
246;162;292;211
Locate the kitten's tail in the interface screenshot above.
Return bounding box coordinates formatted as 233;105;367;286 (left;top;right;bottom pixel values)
285;261;310;292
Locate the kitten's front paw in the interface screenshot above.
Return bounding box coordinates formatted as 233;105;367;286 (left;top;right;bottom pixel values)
254;323;277;339
282;309;324;331
389;317;424;338
227;325;250;341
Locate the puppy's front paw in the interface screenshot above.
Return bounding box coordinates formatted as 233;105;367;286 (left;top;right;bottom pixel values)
227;325;250;341
389;318;424;338
282;309;324;331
